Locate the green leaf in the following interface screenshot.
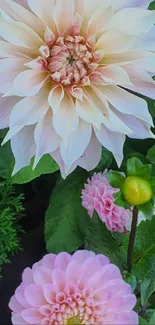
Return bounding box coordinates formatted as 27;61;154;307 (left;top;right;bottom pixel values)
0;142;14;179
135;165;152;180
147;146;155;166
149;311;155;325
113;191;131;209
150;177;155;194
85;214;126;270
141;278;155;306
126;157;143;176
121;216;155;280
139;317;148;325
106;171;125;189
124;273;137;292
138;202;154;220
11;155;59;184
45;169;89;254
149;0;155;10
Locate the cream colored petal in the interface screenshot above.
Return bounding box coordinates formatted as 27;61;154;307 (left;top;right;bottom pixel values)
113;0;151;12
95;125;125;167
108;7;155;35
34;110;61;168
0;15;44;49
11;125;36;175
0;96;19;129
11;70;48;97
102;50;154;65
27;0;55;31
0;0;44;37
97;65;132;86
52;92;79;145
95;30;134;54
0;57;28;94
78;132;102;171
48;85;64;114
53;0;75;33
60;119;92;169
0;40;38;59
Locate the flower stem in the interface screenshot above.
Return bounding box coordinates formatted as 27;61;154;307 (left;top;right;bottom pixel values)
127;206;139;273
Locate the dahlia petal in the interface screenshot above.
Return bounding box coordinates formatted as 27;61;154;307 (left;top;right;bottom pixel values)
81;257;102;277
51;148;78;179
34;110;61;167
52;93;79;145
52;269;66;292
15;284;30;309
9;296;23;312
135;26;155;51
86;4;112;36
12;312;28;325
54;252;72;271
27;0;55;31
75;97;103;130
95;254;110;266
66;260;81;282
22;309;43;324
113;0;151;12
43;283;56;304
96;31;134;54
11;125;36;175
53;0;75;33
12;70;48;97
48;85;64;114
24;284;46;307
95;125;125;167
0;58;28;94
72;250;95;264
60;119;92;169
0;16;43;49
42;254;56;269
98;66;132;86
78;132;102;171
108;8;155;35
14;0;29;9
33;266;53;286
0;0;44;36
101;264;122;282
0;96;19;129
0;40;36;59
103;85;153;125
22;268;34;285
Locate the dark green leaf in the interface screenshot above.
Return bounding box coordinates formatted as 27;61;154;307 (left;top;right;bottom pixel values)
106;171;125;189
0;142;14;179
45;169;89;254
141;278;155;305
147;146;155;166
150;177;155;194
139;317;148;325
125;274;137;292
85;214;126;270
11;155;59;184
138;202;154;220
149;311;155;325
149;0;155;10
127;157;143;176
121;216;155;280
135;165;152;180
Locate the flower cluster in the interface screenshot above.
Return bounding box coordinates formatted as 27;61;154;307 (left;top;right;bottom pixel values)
0;0;154;177
9;250;138;324
82;172;131;232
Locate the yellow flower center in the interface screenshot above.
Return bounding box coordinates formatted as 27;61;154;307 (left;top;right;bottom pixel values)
123;176;152;206
66;315;84;325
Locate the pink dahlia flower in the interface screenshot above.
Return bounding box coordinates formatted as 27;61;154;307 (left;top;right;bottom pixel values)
9;250;138;324
82;173;131;232
0;0;155;177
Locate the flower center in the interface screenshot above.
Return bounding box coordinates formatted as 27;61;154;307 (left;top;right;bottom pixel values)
66;315;84;325
47;35;96;86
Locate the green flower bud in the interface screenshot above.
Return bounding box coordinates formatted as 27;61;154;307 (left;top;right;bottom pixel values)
123;176;152;206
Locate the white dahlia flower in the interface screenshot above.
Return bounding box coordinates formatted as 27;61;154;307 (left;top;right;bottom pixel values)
0;0;155;177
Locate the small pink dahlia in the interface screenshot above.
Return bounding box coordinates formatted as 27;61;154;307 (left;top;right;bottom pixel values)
82;173;131;233
9;250;138;325
0;0;155;177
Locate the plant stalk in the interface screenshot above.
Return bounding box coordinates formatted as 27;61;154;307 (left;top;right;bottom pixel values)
127;206;139;273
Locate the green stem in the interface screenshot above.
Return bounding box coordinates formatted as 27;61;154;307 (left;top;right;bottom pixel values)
127;206;139;273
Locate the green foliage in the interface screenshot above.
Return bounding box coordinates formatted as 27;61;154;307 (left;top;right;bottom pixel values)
121;217;155;280
106;171;125;189
127;157;144;176
124;272;137;292
85;214;126;270
141;279;155;306
0;134;59;183
0;183;24;274
45;169;89;254
147;146;155;167
149;311;155;324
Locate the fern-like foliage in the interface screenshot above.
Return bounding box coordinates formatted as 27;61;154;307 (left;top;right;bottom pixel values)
0;182;24;276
